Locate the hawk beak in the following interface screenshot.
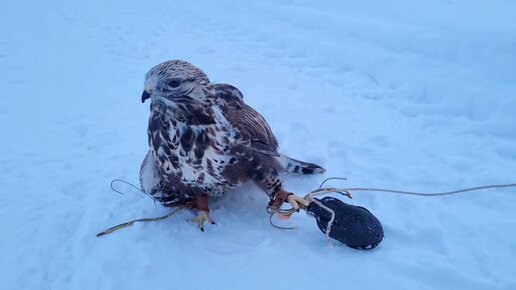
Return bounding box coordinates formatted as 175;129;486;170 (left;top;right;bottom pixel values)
141;90;151;103
141;82;153;103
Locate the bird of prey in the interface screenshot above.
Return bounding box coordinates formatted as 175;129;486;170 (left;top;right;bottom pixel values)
139;60;325;230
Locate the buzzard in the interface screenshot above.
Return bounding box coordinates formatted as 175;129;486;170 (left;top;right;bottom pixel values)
139;60;325;230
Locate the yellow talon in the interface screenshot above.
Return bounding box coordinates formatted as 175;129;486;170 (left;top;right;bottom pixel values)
191;210;215;231
287;194;310;209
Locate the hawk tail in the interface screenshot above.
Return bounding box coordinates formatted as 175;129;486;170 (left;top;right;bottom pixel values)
277;154;326;175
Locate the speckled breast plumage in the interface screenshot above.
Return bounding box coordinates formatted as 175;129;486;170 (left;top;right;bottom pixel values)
147;99;245;199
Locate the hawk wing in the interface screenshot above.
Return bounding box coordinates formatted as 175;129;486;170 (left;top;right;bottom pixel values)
214;83;279;156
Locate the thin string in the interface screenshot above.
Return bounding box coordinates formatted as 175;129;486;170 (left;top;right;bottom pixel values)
109;177;516;237
319;177;348;189
319;177;516;197
269;178;516;235
110;179;143;194
111;179;157;201
268;212;297;230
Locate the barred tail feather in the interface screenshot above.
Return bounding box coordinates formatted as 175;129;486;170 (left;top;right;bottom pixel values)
276;154;326;174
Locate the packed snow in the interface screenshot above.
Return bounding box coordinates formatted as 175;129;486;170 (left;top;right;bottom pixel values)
1;0;516;289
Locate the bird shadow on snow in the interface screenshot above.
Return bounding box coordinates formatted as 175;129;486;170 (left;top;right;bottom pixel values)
199;175;358;252
101;173;360;255
150;178;342;253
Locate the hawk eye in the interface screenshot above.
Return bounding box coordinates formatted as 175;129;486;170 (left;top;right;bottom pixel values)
168;79;181;88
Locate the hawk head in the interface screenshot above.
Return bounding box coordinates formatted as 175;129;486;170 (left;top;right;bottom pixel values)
141;60;213;106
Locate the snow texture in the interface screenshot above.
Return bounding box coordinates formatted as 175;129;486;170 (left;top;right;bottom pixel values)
1;0;516;289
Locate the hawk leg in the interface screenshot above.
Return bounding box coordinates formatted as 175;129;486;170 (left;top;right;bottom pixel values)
190;194;215;231
270;188;309;209
255;170;308;209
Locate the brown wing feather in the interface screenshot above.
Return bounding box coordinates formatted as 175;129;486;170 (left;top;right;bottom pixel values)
214;83;279;155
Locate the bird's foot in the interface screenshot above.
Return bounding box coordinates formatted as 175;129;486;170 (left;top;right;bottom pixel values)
270;188;310;210
286;194;310;210
191;210;215;232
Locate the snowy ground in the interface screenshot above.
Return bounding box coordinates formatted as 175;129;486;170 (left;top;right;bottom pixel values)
1;0;516;289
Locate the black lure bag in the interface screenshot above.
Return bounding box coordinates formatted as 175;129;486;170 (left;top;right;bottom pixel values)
306;197;384;249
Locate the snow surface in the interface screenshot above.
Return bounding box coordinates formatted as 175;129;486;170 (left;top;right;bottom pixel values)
1;0;516;289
